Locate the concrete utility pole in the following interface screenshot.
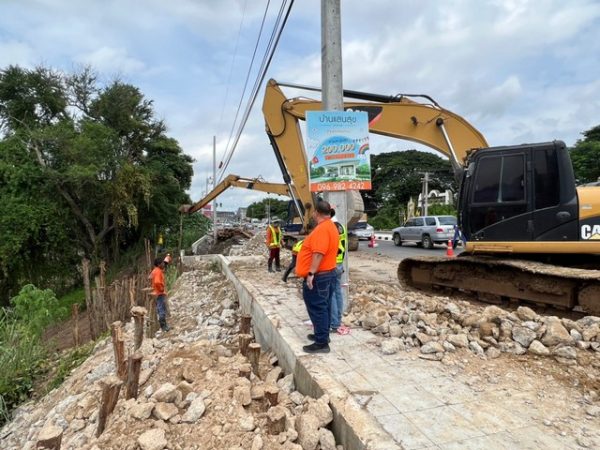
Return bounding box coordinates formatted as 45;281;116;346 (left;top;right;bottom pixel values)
321;0;350;306
213;136;218;241
421;172;430;216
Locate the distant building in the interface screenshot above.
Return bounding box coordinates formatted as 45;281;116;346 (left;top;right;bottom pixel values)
200;204;212;219
417;189;454;208
237;207;248;221
216;211;236;222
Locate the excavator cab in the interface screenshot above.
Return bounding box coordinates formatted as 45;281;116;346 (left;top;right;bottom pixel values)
459;141;579;244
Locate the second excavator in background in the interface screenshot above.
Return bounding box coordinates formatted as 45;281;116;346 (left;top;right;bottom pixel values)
186;174;292;215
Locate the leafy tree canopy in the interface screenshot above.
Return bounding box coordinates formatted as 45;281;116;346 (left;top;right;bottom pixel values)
361;150;455;228
570;125;600;184
246;198;289;221
0;65;195;305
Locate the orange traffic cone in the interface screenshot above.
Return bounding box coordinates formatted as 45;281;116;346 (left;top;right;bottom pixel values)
446;240;455;257
368;233;377;248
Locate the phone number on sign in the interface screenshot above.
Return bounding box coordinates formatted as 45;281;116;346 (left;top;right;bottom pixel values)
314;181;370;191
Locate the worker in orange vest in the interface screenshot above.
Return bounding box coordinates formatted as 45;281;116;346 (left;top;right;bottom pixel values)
266;220;282;273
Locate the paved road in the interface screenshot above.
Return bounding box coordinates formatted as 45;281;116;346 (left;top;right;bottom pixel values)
355;237;461;261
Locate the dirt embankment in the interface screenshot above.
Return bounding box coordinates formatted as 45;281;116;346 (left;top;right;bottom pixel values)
1;261;343;450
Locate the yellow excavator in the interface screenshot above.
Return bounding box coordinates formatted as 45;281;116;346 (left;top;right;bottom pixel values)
186;174;293;214
186;173;362;250
262;79;600;314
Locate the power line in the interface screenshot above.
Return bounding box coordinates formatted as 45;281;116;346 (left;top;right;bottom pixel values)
216;0;249;142
218;0;295;181
222;0;272;165
220;0;287;171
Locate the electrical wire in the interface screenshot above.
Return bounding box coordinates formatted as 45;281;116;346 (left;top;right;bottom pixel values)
222;0;272;166
218;0;295;181
216;0;249;143
220;0;287;171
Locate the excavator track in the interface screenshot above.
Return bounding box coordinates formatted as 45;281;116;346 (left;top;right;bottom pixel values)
398;255;600;316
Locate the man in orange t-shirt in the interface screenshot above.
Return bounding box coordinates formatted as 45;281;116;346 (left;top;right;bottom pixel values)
150;257;170;332
295;200;339;353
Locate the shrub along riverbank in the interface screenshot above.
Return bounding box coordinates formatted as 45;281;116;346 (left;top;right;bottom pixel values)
0;261;181;426
0;284;88;425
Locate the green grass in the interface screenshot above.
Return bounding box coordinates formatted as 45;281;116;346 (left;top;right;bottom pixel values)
56;287;86;319
165;265;178;291
44;340;95;393
0;311;47;426
0;284;92;426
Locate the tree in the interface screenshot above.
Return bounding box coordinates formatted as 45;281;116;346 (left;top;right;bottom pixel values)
246;198;289;221
0;65;194;305
0;134;81;302
570;125;600;184
164;213;212;252
362;150;455;227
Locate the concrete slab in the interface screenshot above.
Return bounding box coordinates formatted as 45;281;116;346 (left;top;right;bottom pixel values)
378;413;437;449
365;393;397;417
380;384;446;413
404;405;485;445
507;425;578;450
448;400;525;434
184;255;594;450
423;377;478;405
439;432;514;450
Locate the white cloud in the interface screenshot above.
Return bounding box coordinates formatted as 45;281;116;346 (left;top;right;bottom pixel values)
1;0;599;210
0;40;36;68
76;46;145;74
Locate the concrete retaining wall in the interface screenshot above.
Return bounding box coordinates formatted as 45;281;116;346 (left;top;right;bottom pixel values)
181;254;401;450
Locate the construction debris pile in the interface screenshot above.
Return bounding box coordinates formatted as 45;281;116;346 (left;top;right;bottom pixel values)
235;229;269;256
231;229;292;267
346;279;600;383
347;280;600;363
216;227;253;241
1;263;342;450
195;228;254;256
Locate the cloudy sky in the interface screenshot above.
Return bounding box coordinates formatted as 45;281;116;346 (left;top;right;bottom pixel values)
1;0;599;211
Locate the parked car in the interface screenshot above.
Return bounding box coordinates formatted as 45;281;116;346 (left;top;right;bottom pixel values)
350;221;375;240
392;216;457;249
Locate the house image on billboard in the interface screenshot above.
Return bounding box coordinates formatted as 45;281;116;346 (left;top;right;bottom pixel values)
324;163;356;179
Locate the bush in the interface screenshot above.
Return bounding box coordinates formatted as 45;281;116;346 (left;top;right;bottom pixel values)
57;287;86;317
10;284;66;337
165;265;179;291
369;205;402;230
0;310;47;425
428;204;457;216
370;215;397;230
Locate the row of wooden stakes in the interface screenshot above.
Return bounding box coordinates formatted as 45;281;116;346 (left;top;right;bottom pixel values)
36;306;150;450
97;306;149;437
238;314;288;435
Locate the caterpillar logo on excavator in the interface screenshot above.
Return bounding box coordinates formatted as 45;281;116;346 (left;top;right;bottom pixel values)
581;224;600;240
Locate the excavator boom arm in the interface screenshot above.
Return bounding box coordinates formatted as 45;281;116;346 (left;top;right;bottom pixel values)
187;174;291;214
263;79;488;178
